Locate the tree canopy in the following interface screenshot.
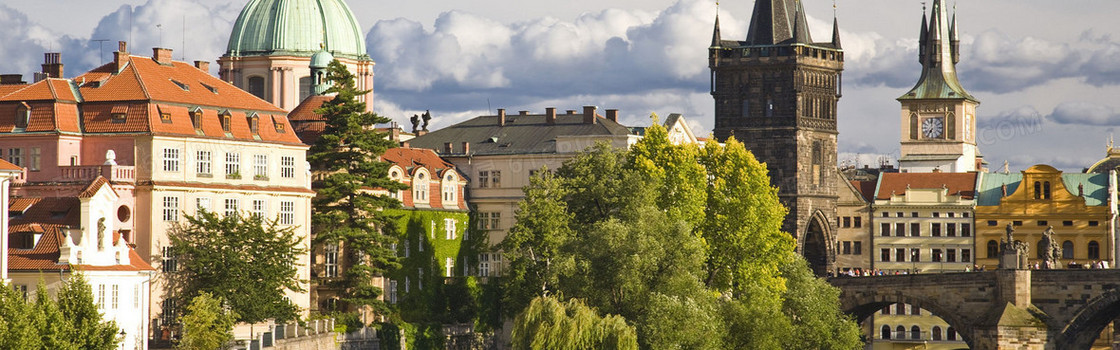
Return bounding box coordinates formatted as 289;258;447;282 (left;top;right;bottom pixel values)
0;275;121;349
511;295;637;350
500;123;861;349
177;292;238;350
308;59;407;314
166;210;305;323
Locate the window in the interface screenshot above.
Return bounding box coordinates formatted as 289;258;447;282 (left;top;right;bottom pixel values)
910;223;920;237
881;212;889;218
895;223;905;237
932;212;940;218
881;325;892;340
987;240;999;258
221;112;232;133
741;99;750;117
28;148;40;171
224;198;239;217
961;223;972;237
897;212;904;218
12;284;27;300
853;242;862;255
948;327;957;341
932;249;943;262
1063;241;1074;259
225;152;240;177
160;112;173;124
14;104;28;128
842;241;851;255
112;285;119;309
881;248;890;262
478;171;489;188
418;269;424;290
880;223;890;237
947;223;957;237
1034;181;1041;199
281;156;295;178
252;199;266;218
247;76;265;99
479;253;491;277
404;239;410;258
134;284;140;308
196;150;212;175
161;246;177;273
7;148;22;167
947;249;956;262
882;305;891;315
405;276;410;293
1090;221;1100;227
414;172;429;202
896;304;905;314
1063;220;1074;227
911;212;919;218
249;114;260;134
442;174;457;203
324;243;339;278
988;220;998;226
162;148;180;172
253;154;268;179
931;223;941;237
445;257;454;277
280;201;295;225
1038;220;1048;226
911;248;921;262
932;326;942;340
853;217;862;228
895;248;905;262
962;249;971;262
97;284;106;309
196;197;211;212
1089;241;1101;260
162;299;177;326
479;212;501;230
388;280;398;304
911;325;921;340
478;170;502;188
896;325;905;340
1013;220;1022;226
911;306;921;316
162;196;179;221
111;112;127;123
1043;181;1051;199
190;110;202;129
445;218;457;240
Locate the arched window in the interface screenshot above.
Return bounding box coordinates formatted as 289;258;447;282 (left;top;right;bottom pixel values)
1043;181;1052;199
932;326;943;340
413;171;429;203
1063;240;1074;259
947;327;957;341
1034;181;1042;199
1037;240;1047;259
987;240;999;258
911;325;921;340
442;173;456;204
14;103;29;129
1089;241;1101;260
895;325;905;339
881;325;892;340
247;76;266;100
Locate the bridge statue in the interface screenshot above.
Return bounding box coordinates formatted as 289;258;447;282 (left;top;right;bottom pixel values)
999;224;1030;269
1040;226;1061;269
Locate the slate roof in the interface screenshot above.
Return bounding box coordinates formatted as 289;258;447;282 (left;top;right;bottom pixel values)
408;112;633;156
745;0;813;45
875;172;978;200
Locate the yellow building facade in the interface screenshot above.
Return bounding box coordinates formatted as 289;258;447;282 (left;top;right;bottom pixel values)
974;165;1115;269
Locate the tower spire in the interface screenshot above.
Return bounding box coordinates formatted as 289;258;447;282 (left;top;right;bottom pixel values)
831;1;842;50
711;4;722;48
919;3;928;63
746;0;813;45
950;7;960;64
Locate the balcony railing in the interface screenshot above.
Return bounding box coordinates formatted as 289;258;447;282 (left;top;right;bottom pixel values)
58;165;135;183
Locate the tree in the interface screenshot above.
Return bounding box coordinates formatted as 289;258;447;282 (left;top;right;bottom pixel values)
308;59;407;314
167;210;305;323
56;273;122;349
0;280;43;349
36;280;76;349
177;292;238;350
511;296;637;350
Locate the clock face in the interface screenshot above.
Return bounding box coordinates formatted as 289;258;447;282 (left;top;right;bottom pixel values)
922;117;944;139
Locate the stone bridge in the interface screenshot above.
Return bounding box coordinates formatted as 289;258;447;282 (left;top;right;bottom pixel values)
829;270;1120;350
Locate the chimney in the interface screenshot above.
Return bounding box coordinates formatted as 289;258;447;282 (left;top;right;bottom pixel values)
42;53;63;79
519;110;529;116
605;109;619;123
583;106;597;125
194;60;210;72
389;122;400;141
546;107;557;125
153;47;173;65
113;41;129;73
444;142;454;154
498;109;506;126
461;142;470;154
401;141;411;148
0;74;24;85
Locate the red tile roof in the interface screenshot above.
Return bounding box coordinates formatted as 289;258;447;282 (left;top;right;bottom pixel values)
288;95;332;144
381;147;458;176
851;180;877;202
875;172;978;200
77;176;114;198
0;158;20;171
7;223;68;271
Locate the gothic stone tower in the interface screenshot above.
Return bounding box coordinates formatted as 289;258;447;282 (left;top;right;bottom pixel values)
897;0;981;173
709;0;843;275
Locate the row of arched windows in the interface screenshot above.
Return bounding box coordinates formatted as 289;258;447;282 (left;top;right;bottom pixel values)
880;325;957;341
388;168;459;206
1033;181;1051;199
986;240;1101;260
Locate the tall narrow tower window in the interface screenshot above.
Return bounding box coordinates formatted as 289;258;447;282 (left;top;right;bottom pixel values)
1043;181;1051;199
765;98;774;117
247;76;265;100
1033;181;1042;199
741;99;750;118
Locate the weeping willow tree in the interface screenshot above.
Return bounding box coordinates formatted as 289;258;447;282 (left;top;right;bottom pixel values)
512;296;637;350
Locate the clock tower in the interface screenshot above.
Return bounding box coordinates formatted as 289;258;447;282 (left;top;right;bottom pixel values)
709;0;844;275
897;0;982;173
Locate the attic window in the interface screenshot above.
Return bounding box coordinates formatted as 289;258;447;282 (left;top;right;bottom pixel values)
273;116;286;133
200;83;218;94
170;79;189;91
190;108;203;130
14;103;29;129
248;113;260;135
220;111;232;133
111;113;127;123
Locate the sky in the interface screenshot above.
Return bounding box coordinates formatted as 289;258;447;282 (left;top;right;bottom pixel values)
3;0;1120;172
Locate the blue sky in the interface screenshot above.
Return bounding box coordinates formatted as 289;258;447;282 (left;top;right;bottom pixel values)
4;0;1120;172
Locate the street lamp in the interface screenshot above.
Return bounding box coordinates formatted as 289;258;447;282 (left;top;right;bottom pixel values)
119;329;127;350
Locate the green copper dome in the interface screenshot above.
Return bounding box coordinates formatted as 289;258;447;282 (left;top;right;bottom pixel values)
226;0;368;60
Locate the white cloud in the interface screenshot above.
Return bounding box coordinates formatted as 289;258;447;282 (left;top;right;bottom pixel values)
1047;102;1120;126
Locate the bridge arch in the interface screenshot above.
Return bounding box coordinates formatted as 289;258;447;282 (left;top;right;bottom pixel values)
1058;287;1120;350
843;291;975;348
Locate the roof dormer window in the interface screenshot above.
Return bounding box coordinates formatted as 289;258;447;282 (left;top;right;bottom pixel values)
220;111;232;135
190;107;203;132
273;116;286;133
14;103;29;129
248;113;260;137
170;79;189;91
111;113;127;123
200;82;218;94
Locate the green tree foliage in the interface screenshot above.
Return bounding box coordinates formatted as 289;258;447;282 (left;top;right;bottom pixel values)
167;210;305;323
57;273;121;349
0;275;121;349
177;292;238;350
308;59;407;313
0;280;42;349
36;280;75;349
511;296;637;350
501;124;861;349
